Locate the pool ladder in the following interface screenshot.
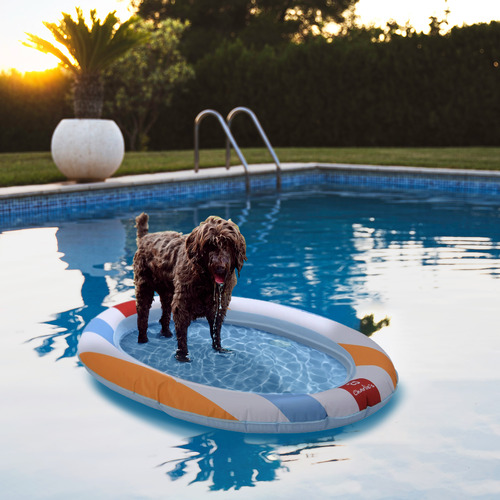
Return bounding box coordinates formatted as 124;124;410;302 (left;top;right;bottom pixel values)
194;107;281;191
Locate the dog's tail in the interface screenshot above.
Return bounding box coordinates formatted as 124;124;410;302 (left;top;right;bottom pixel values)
135;213;149;240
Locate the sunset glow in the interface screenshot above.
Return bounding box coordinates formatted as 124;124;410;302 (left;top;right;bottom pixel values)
355;0;500;33
2;1;131;73
2;0;500;73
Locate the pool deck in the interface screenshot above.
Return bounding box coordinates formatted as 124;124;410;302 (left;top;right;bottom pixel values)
1;162;500;200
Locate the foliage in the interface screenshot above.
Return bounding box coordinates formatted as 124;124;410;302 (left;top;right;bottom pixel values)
23;8;148;118
148;21;500;149
0;69;72;152
103;19;194;151
132;0;359;61
3;21;500;150
24;8;146;75
360;314;390;337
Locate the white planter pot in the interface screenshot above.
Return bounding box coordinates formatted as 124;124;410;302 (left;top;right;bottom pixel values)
51;119;125;182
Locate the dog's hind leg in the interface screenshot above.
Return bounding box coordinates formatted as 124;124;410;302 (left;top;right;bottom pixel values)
136;285;154;343
158;288;174;338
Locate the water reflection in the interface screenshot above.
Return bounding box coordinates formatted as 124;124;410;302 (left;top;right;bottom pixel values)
3;187;500;498
92;376;350;492
29;219;130;359
24;189;499;362
0;226;83;329
162;432;284;490
37;275;110;359
159;430;345;491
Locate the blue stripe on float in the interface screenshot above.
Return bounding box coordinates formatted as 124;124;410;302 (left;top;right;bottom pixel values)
83;317;114;344
261;393;327;423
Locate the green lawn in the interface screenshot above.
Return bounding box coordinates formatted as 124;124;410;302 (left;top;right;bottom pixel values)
1;147;499;188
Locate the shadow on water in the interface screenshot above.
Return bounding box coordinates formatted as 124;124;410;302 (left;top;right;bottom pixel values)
92;377;404;492
88;339;403;491
157;386;404;492
92;379;357;492
91;379;404;492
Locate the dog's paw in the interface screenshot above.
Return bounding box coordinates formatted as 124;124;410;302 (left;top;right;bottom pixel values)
137;335;149;344
175;350;191;363
214;347;233;354
160;329;173;338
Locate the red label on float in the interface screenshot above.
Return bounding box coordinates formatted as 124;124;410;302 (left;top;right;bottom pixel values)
340;378;381;411
114;300;137;317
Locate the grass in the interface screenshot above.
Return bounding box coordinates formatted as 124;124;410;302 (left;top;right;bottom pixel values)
1;147;499;188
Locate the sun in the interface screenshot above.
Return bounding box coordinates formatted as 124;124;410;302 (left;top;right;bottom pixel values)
2;1;132;73
7;47;61;74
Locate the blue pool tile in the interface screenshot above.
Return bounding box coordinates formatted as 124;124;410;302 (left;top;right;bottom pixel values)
2;167;500;227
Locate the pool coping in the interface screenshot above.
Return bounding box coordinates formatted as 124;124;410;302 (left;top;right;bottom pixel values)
2;161;500;200
2;162;500;227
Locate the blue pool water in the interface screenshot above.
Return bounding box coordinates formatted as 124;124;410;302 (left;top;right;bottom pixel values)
1;180;500;499
119;322;348;393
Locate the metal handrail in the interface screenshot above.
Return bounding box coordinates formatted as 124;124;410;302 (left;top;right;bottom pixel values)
194;109;250;191
225;107;281;189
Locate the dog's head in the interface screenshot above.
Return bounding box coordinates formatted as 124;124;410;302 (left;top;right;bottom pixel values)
185;216;247;284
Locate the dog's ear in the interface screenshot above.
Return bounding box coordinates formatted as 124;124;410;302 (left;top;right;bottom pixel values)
185;226;202;264
228;223;247;276
235;233;247;276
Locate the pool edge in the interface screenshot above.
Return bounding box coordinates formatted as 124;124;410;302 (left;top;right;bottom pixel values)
2;162;500;200
2;162;500;227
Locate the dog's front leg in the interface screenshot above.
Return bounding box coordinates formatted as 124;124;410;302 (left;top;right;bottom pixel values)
208;311;231;354
173;316;191;362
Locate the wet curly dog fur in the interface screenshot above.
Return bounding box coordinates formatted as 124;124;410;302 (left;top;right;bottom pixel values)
133;213;247;362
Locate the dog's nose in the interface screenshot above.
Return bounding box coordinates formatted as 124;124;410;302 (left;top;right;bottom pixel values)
214;265;226;276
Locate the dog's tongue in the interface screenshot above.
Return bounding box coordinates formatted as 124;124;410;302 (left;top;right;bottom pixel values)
214;274;225;284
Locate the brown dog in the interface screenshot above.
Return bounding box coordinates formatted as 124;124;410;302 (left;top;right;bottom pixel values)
133;213;246;362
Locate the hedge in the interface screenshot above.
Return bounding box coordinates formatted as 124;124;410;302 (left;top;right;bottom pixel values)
1;22;500;152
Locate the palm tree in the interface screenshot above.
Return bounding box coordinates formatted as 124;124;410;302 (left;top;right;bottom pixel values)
24;8;148;118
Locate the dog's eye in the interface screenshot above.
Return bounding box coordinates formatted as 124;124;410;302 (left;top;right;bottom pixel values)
203;243;216;256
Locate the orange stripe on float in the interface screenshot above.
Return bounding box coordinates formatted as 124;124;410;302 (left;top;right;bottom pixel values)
338;344;398;388
80;352;237;421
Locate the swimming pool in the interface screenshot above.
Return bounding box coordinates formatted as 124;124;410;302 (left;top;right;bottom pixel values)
1;171;500;498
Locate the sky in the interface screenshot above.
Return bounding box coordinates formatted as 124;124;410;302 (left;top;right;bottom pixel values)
2;0;500;73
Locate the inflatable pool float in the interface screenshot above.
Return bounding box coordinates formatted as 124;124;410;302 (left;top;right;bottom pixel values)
78;297;398;433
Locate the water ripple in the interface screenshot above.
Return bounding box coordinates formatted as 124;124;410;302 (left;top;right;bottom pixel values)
119;321;347;394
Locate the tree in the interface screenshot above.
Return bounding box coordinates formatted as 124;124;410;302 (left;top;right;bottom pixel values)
24;8;148;118
103;19;194;151
132;0;360;61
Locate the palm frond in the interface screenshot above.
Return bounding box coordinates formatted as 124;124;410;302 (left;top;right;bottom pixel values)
63;8;91;71
24;8;148;75
23;33;77;72
87;11;118;72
